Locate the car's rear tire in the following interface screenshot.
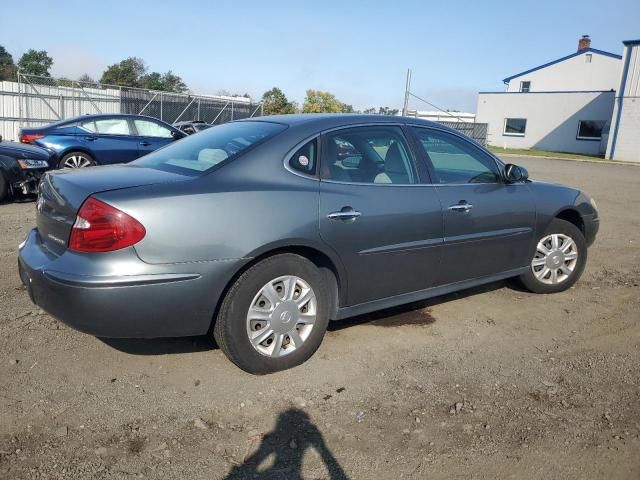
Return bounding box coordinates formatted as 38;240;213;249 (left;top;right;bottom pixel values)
214;254;330;374
59;152;96;169
0;172;8;202
519;218;587;294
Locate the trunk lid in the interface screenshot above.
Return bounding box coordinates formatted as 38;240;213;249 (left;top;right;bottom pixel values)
36;165;190;255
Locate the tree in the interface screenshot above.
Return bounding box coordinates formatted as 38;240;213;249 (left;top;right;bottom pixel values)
378;107;399;116
77;73;95;84
100;57;146;87
261;87;297;115
100;58;188;93
0;45;17;81
302;89;352;113
17;49;53;77
158;71;188;93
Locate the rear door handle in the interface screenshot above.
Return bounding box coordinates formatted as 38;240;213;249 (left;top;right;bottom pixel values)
85;136;97;141
139;141;151;146
448;201;473;213
327;207;362;222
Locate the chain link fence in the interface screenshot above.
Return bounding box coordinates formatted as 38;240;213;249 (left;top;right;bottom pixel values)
0;73;263;140
438;121;488;146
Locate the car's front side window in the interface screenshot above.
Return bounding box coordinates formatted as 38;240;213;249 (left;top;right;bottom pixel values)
321;126;416;184
134;119;173;138
412;128;500;184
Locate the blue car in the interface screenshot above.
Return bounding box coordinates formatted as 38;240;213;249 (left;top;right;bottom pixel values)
19;114;186;169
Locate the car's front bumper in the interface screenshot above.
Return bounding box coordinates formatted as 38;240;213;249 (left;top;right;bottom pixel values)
583;213;599;247
18;228;242;338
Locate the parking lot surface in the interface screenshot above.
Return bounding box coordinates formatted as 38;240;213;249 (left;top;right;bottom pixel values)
1;156;639;480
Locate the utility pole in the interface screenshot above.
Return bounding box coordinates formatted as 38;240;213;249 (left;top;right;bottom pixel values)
402;68;412;117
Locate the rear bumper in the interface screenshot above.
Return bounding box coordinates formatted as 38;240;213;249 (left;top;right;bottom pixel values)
18;229;242;338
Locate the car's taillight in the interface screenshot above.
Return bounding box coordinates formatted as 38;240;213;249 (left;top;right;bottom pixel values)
19;133;45;144
68;197;146;253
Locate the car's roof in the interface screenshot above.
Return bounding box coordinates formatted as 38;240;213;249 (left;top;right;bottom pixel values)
240;113;455;131
56;113;174;125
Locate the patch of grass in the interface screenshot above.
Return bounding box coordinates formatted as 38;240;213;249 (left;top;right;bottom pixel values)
487;146;604;161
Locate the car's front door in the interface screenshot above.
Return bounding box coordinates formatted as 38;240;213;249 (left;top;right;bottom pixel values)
318;125;443;306
78;117;139;165
410;127;535;285
132;119;177;158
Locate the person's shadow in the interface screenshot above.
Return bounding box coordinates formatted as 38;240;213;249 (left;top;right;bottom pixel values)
224;408;349;480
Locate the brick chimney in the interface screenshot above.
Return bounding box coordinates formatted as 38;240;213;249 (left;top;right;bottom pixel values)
578;35;591;51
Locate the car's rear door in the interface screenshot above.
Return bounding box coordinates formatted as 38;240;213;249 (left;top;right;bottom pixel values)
409;126;535;284
132;118;177;158
78;117;139;165
318;125;443;307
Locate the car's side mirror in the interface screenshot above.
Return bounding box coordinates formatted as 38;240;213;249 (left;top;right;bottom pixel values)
171;130;185;140
504;163;528;183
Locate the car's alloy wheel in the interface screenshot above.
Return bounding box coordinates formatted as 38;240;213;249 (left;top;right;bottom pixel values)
214;254;330;374
519;218;587;294
60;153;95;169
531;233;579;285
246;275;317;358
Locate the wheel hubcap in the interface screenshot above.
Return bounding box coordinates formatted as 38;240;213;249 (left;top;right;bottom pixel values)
531;233;578;285
246;275;317;357
63;155;92;168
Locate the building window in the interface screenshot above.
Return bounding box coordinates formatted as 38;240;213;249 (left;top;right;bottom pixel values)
504;118;527;137
585;54;592;63
519;81;531;92
576;120;605;140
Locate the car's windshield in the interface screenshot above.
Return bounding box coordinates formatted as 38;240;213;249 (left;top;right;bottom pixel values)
132;121;287;175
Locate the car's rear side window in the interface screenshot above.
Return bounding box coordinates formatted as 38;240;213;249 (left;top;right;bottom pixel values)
132;121;287;175
289;139;317;176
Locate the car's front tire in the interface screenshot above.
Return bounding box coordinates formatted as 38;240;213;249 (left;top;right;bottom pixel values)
214;254;330;374
520;218;587;294
59;152;96;169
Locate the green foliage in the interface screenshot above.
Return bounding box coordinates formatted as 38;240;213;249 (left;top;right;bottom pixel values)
17;49;53;77
378;106;399;116
0;45;17;81
77;73;95;84
261;87;297;115
302;89;352;113
100;57;188;93
100;57;147;87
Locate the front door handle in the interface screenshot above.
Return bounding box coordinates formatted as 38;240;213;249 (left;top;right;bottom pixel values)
139;141;151;147
85;136;97;141
327;207;362;222
448;201;473;213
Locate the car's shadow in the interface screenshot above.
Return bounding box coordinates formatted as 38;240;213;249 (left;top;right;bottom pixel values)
100;279;525;356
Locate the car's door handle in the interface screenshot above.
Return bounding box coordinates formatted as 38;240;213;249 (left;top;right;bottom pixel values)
448;201;473;213
85;136;97;141
327;207;362;222
139;141;151;146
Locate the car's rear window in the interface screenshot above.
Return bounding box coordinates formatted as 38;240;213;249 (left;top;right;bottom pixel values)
132;121;287;175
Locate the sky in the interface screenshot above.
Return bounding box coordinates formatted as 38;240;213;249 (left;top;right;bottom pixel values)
2;0;639;112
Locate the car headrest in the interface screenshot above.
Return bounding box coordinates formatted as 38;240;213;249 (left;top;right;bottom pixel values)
384;142;406;175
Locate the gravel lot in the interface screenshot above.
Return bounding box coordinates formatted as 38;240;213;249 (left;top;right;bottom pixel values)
1;156;639;480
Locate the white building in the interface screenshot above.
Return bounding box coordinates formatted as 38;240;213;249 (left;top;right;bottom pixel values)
606;39;640;162
477;36;622;155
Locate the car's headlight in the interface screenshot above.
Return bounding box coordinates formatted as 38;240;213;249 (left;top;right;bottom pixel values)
17;159;49;169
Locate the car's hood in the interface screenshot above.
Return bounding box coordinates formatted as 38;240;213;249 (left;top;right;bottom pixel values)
0;141;53;159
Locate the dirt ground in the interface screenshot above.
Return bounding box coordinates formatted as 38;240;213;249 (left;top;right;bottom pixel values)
1;156;639;480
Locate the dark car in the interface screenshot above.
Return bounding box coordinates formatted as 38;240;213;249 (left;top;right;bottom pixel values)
19;114;185;169
0;135;54;202
173;120;212;135
18;115;599;374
